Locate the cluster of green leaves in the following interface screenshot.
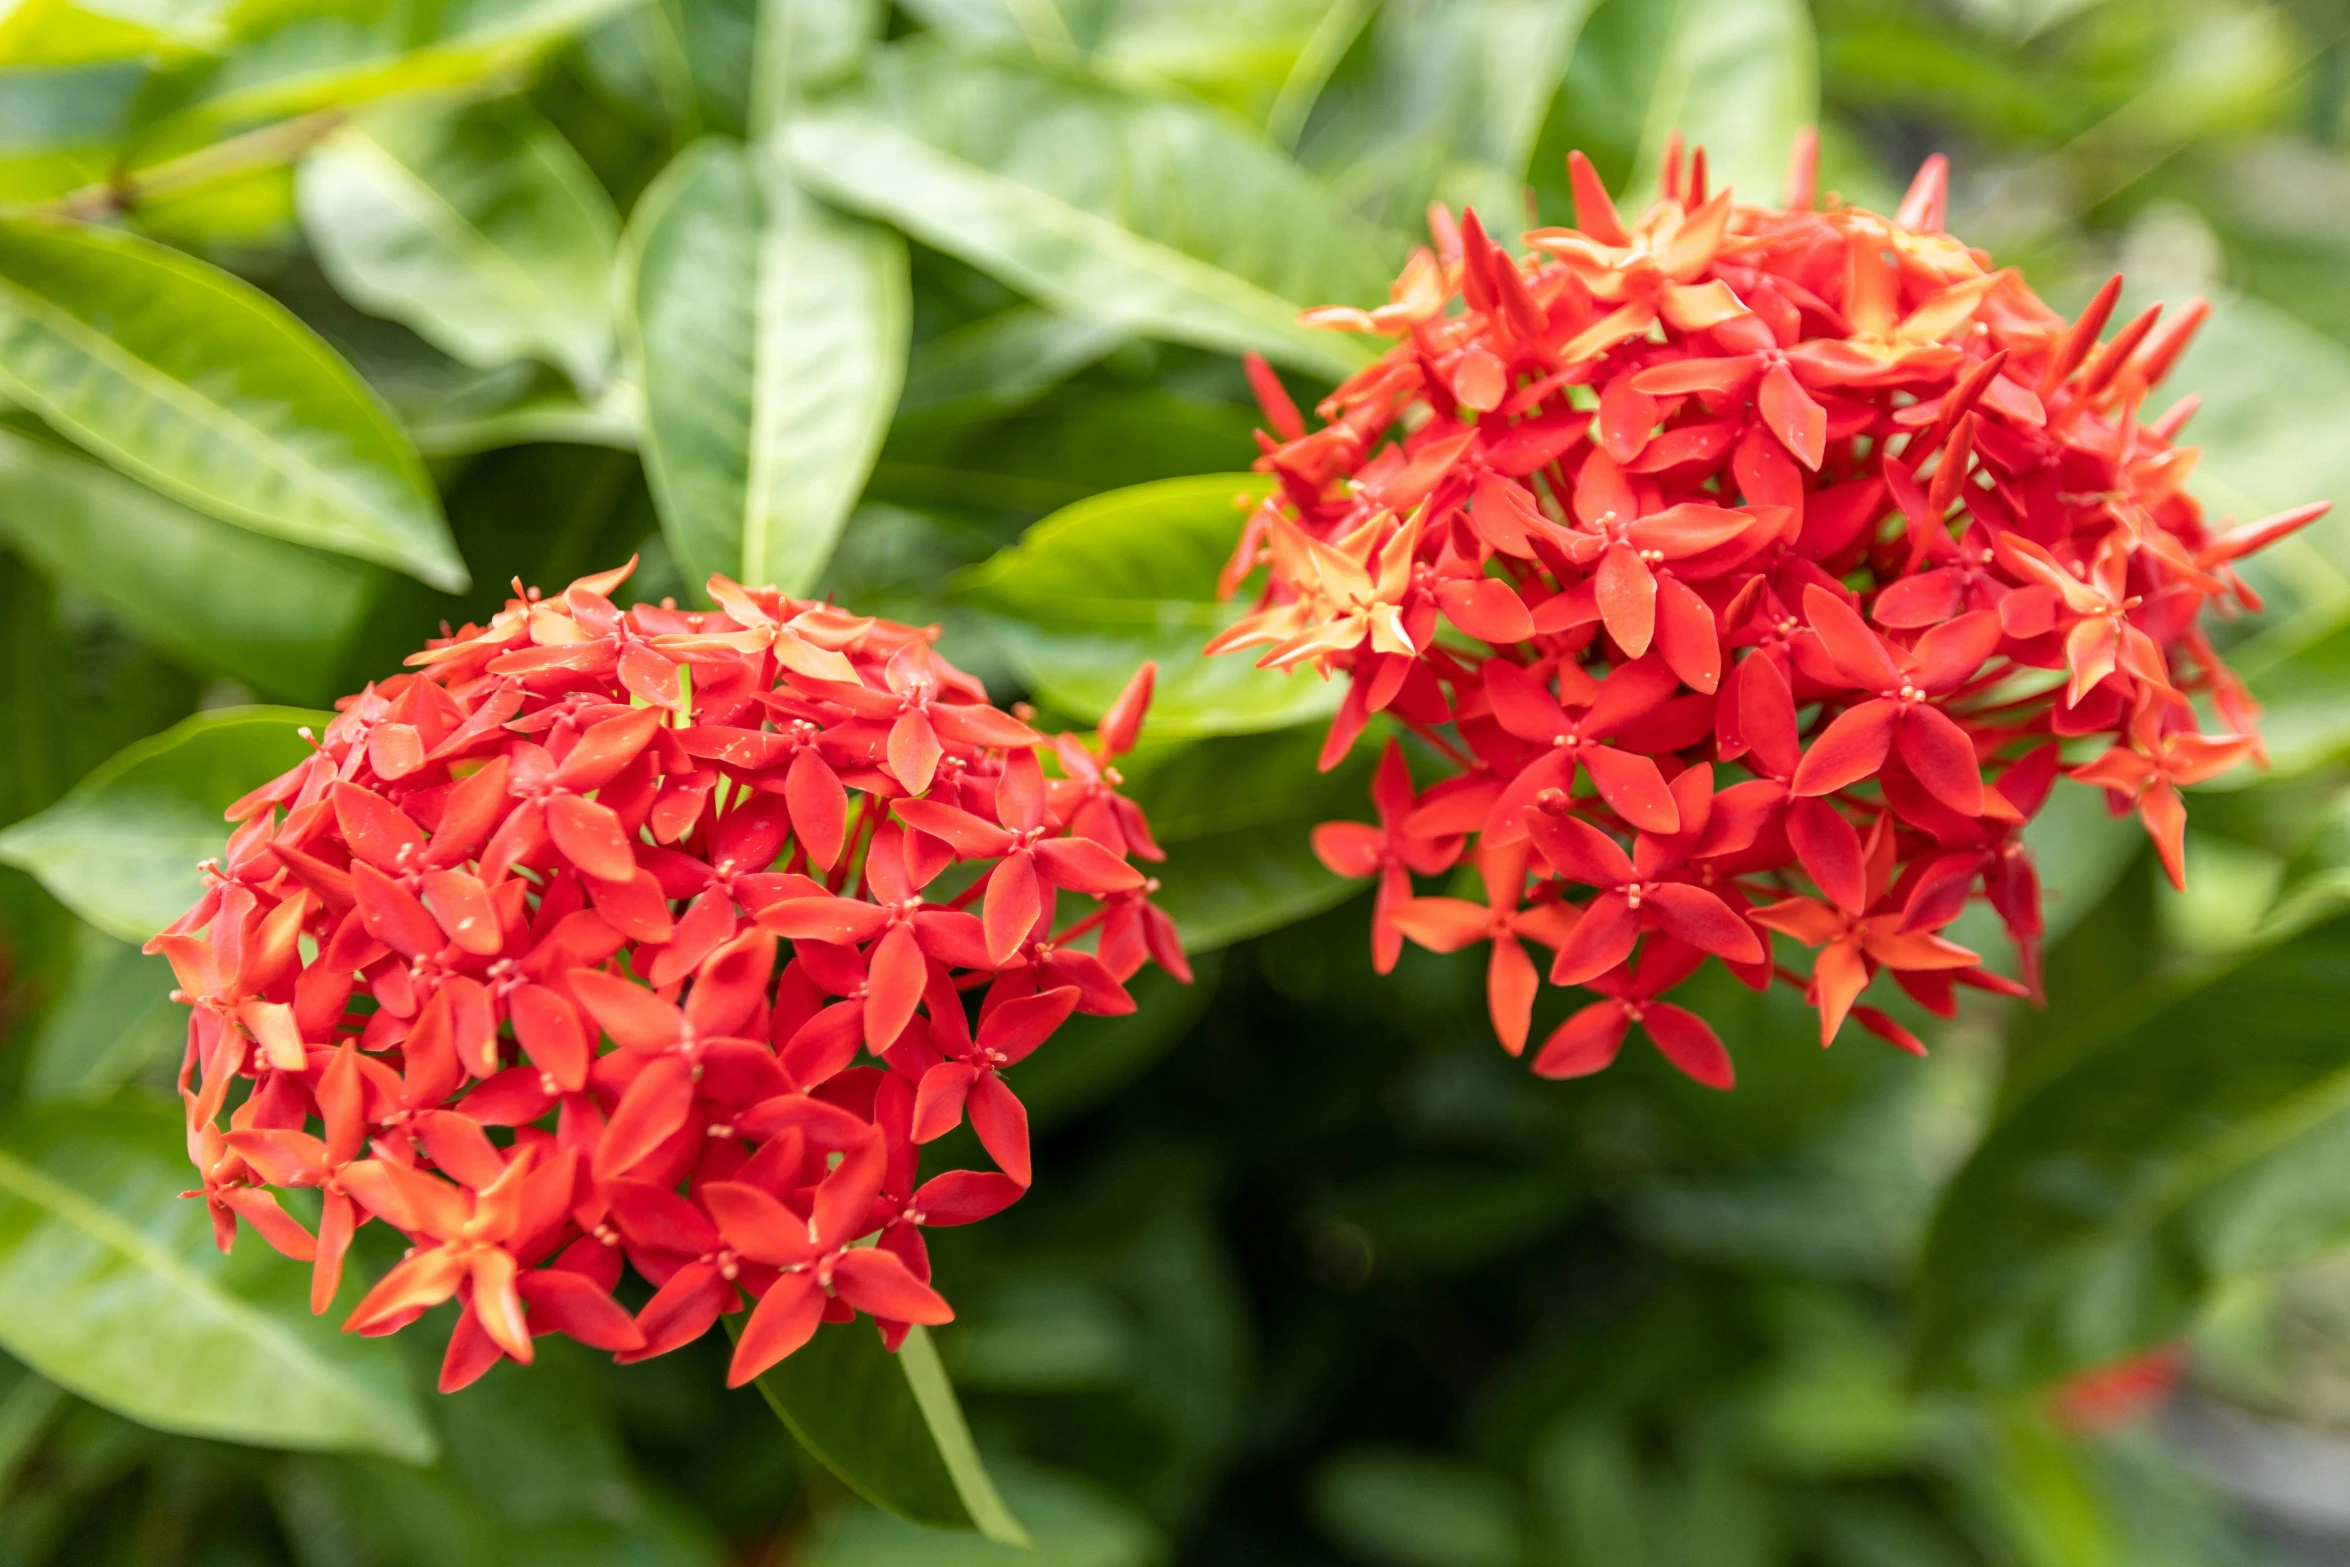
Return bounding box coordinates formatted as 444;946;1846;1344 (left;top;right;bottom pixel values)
2;0;2350;1561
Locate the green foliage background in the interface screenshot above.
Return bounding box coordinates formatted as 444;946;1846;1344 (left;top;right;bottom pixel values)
3;0;2350;1561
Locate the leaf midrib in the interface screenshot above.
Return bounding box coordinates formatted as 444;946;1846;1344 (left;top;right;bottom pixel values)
333;127;572;353
0;270;398;544
783;111;1370;375
0;1142;387;1433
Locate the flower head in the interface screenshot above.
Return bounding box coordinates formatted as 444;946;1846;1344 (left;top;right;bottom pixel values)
164;566;1181;1392
1218;139;2320;1082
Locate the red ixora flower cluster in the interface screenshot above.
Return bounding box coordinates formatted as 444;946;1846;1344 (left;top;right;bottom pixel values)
1212;136;2326;1086
157;561;1184;1393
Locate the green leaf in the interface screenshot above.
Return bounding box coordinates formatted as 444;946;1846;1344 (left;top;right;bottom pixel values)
1310;1448;1519;1567
1305;0;1598;228
1093;0;1353;128
895;1326;1029;1545
750;0;885;134
2141;286;2350;612
181;0;642;127
298;98;620;391
1013;957;1219;1132
0;216;465;591
0;0;229;65
812;1455;1168;1567
25;924;187;1106
622;137;910;596
898;305;1123;416
742;1319;1026;1543
1120;723;1375;951
780;41;1395;379
1632;0;1818;207
0;64;142;205
894;0;1073;58
0;706;326;944
403;363;642;458
274;1339;722;1566
959;473;1340;738
871;384;1260;518
0;426;381;704
0;1093;434;1462
1913;912;2350;1393
0;554;204;834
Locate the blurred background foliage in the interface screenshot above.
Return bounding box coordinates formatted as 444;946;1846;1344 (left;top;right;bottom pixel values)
5;0;2350;1562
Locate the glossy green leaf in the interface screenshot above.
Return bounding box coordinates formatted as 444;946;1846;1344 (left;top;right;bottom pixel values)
0;554;204;837
1632;0;1818;206
813;1456;1167;1567
403;364;642;458
0;426;380;703
0;1094;434;1462
750;0;885;133
0;64;141;205
0;706;325;944
1094;0;1350;128
893;0;1074;57
0;0;228;65
0;216;464;590
958;473;1340;737
871;384;1260;517
897;1326;1028;1545
1121;723;1376;951
622;137;910;596
743;1319;1025;1543
183;0;641;126
24;925;184;1106
299;99;620;390
1014;959;1220;1132
1914;912;2350;1393
276;1339;721;1566
780;42;1394;379
898;305;1124;416
1305;0;1597;229
2145;285;2350;611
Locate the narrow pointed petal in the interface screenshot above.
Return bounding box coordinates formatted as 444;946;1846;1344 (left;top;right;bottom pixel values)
545;794;638;882
1641;1004;1734;1089
728;1274;825;1386
1532;1004;1631;1079
981;854;1042;967
1652;575;1721;693
966;1072;1032;1186
1488;937;1538;1055
1643;883;1761;964
595;1053;696;1177
865;923;927;1051
1788;798;1867;915
1791;701;1898;797
1548;895;1640;986
1596;544;1658;657
832;1247;954;1325
1896;705;1984;816
1580;747;1681;835
517;1267;645;1351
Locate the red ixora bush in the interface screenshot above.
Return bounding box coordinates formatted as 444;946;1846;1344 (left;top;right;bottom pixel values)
1212;135;2326;1086
158;562;1185;1393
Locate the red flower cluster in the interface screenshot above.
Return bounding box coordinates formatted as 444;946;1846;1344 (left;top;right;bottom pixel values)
159;562;1184;1392
1213;139;2323;1085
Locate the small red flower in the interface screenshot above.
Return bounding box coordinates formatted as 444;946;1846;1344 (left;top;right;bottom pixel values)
163;566;1183;1393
